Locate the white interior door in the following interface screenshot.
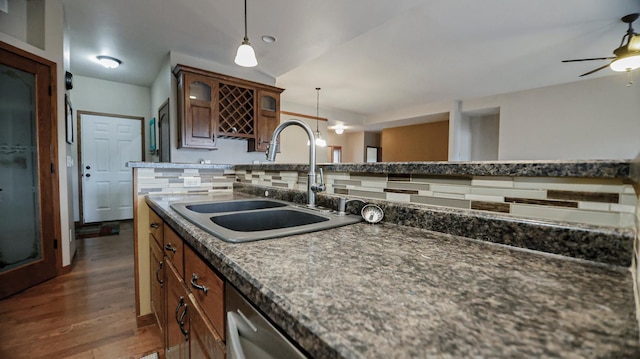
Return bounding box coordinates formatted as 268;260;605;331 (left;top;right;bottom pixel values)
81;114;142;223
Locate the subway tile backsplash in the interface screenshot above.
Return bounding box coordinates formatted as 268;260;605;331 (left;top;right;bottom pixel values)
235;169;637;229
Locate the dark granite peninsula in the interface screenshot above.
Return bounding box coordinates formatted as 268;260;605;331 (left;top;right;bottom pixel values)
130;160;640;358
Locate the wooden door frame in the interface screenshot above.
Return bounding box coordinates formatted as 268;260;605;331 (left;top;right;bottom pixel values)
158;98;170;163
0;41;63;276
76;111;145;224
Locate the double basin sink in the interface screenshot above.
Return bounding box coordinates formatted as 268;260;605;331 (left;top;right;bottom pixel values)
171;198;362;243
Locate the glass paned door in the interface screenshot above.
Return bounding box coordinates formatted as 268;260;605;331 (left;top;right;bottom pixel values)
0;44;58;299
0;64;42;273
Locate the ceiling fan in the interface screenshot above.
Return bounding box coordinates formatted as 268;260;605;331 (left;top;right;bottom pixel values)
562;13;640;77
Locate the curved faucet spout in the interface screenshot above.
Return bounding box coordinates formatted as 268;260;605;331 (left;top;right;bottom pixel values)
265;119;322;207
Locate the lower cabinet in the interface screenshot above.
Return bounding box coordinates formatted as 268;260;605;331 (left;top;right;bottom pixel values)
189;293;226;359
166;261;190;359
150;237;165;337
150;216;226;359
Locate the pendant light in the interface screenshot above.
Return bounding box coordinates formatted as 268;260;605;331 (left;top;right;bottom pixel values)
314;87;326;147
234;0;257;67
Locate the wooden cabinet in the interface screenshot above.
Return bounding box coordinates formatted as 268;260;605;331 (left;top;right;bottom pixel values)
185;245;225;340
150;238;165;337
166;262;190;359
149;212;225;359
248;89;281;152
173;64;284;152
176;72;219;149
164;224;184;278
188;293;226;359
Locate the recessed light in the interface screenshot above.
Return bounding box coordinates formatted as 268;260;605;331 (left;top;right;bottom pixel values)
96;55;122;69
261;35;277;43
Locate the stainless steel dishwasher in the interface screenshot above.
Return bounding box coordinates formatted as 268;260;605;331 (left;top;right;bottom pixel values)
226;282;308;359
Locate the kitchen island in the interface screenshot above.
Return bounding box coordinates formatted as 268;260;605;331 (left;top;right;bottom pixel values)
146;192;639;358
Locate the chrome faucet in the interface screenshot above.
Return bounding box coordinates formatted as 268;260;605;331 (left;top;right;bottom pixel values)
266;119;325;207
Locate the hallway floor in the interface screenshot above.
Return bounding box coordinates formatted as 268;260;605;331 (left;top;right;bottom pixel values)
0;221;163;359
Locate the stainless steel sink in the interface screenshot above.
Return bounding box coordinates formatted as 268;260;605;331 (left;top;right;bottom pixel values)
171;199;362;243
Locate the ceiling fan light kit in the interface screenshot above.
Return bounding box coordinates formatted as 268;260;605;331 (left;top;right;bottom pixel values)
563;13;640;77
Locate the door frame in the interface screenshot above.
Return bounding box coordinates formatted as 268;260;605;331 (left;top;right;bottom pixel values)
0;41;62;282
77;111;145;224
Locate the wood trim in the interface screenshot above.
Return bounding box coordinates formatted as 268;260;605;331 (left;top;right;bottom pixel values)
172;64;285;93
58;249;78;275
0;40;56;67
136;313;156;328
280;110;328;122
76;111;145;224
133;171;141;317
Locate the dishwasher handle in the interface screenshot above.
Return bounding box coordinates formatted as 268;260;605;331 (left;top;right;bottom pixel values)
227;311;246;359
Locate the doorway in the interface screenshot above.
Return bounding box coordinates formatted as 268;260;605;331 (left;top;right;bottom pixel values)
0;42;60;299
78;112;143;223
158;98;170;162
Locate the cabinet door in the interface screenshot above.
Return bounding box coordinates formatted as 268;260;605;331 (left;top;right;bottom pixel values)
185;245;225;340
164;224;184;278
166;263;190;359
150;239;165;336
188;294;225;359
149;208;164;247
249;90;280;152
179;72;218;149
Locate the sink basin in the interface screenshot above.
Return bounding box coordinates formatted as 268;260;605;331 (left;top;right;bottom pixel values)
171;199;362;243
186;199;287;213
211;209;329;232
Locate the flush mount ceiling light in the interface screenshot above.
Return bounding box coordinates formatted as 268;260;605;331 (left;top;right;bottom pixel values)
262;35;277;43
333;125;345;135
234;0;257;67
96;55;121;69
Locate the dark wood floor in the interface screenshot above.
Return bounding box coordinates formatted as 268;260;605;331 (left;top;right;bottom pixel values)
0;221;163;359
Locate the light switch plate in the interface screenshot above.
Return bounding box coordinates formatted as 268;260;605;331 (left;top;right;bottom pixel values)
184;176;201;187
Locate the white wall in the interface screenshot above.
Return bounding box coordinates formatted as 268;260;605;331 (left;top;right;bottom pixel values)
367;74;640;160
0;0;27;43
273;113;329;164
464;74;640;160
470;114;499;161
1;0;72;266
69;76;152;222
150;54;171;163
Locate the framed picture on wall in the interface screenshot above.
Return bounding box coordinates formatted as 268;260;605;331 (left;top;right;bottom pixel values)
65;94;73;144
149;117;156;152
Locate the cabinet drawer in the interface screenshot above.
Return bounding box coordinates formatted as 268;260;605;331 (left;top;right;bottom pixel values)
149;238;165;335
184;245;225;340
163;224;184;278
149;208;164;246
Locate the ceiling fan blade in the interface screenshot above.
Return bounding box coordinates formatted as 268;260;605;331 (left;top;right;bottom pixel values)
562;57;615;62
579;64;610;77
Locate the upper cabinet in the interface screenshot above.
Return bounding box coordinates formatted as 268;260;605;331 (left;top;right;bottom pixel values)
173;65;284;151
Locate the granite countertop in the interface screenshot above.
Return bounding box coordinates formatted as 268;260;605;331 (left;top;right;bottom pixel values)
146;193;639;358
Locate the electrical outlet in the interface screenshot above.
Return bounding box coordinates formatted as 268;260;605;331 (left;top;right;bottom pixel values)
184;176;201;187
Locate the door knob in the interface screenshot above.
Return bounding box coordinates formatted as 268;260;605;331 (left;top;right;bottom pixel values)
85;165;91;170
85;173;91;178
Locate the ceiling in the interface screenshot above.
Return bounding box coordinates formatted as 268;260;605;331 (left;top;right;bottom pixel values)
63;0;640;126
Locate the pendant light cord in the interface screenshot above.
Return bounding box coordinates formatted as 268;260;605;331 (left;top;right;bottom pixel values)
243;0;249;42
316;87;321;133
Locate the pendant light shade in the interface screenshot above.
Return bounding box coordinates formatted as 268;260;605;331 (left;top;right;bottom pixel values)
235;0;257;67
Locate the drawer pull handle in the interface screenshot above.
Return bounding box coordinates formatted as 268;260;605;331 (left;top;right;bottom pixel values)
175;296;189;341
164;243;177;253
150;223;159;229
190;273;208;294
156;261;164;287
